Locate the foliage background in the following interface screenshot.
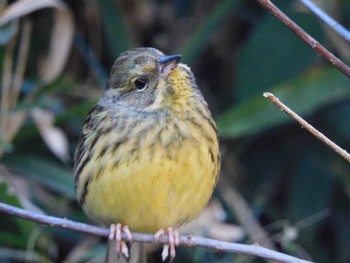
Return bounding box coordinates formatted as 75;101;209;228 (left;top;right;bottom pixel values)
1;0;350;262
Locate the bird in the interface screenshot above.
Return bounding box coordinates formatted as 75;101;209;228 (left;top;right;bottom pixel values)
73;47;220;261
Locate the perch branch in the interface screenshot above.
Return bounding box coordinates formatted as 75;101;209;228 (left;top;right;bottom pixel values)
298;0;350;43
263;92;350;164
257;0;350;78
0;201;312;263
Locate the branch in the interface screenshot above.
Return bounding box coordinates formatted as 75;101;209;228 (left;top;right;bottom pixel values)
299;0;350;43
263;92;350;164
257;0;350;78
0;202;312;263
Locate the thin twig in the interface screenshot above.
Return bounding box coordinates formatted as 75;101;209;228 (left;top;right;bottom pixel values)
0;202;312;263
263;92;350;164
299;0;350;43
218;181;275;250
257;0;350;78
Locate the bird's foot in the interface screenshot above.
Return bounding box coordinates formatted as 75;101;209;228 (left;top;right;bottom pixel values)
154;227;179;262
109;223;132;258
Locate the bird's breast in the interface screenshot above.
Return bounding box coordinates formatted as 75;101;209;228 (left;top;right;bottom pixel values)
80;115;219;232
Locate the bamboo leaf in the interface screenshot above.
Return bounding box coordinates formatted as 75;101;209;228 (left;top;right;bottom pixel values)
217;67;350;138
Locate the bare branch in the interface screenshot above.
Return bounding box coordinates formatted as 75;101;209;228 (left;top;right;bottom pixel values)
263;92;350;163
0;201;312;263
299;0;350;43
257;0;350;78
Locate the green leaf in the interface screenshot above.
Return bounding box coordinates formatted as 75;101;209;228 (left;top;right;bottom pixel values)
235;12;325;102
0;182;37;247
97;0;134;59
0;140;14;154
180;0;240;63
0;246;51;262
0;22;18;45
217;67;350;138
287;148;333;223
2;155;75;199
0;181;22;208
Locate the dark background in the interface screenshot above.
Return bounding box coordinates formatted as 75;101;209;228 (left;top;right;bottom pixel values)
1;0;350;262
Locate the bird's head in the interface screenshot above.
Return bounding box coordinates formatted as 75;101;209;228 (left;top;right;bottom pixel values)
101;47;198;113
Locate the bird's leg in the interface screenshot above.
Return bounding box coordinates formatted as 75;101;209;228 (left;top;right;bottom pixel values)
109;224;133;258
154;227;180;262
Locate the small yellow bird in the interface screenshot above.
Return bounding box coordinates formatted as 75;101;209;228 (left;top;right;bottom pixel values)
73;47;220;261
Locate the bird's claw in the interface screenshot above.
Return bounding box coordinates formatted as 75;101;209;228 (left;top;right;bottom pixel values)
155;227;179;262
109;224;132;258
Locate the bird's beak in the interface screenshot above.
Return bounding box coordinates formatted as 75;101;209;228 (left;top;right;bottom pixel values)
157;55;182;77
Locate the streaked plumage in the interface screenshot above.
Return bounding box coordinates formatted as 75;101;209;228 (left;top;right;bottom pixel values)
74;47;220;234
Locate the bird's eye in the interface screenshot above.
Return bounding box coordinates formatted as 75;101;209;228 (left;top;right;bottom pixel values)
134;77;148;91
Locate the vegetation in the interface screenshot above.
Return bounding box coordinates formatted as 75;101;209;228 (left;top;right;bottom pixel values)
0;0;349;262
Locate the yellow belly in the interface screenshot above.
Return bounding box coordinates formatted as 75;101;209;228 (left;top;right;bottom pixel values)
82;139;217;233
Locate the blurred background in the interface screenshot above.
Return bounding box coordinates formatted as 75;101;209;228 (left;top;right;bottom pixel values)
0;0;350;262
